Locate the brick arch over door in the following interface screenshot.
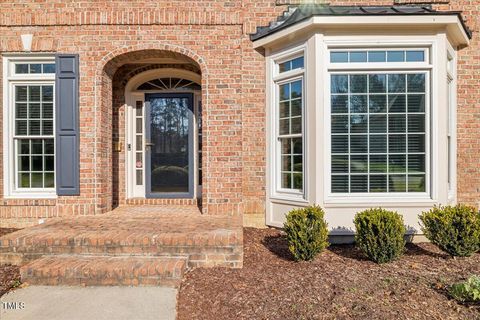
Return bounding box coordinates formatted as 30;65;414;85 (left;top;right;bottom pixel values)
95;45;211;213
120;63;201;87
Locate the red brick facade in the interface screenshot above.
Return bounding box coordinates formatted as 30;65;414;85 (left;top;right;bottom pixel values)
0;0;478;227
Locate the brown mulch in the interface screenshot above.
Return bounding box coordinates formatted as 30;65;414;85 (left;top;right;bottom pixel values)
0;228;21;297
178;228;480;320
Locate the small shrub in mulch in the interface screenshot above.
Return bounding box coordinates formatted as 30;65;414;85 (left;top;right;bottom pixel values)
449;275;480;304
354;208;406;264
419;204;480;257
178;228;480;320
283;205;329;261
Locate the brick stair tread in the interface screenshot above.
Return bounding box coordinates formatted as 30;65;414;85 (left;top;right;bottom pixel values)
20;255;187;287
0;230;240;248
0;207;243;268
0;230;242;263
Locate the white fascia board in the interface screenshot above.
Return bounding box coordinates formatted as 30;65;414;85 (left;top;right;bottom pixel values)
253;17;315;49
253;15;470;49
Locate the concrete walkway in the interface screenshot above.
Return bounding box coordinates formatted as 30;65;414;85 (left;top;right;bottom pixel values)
0;286;177;320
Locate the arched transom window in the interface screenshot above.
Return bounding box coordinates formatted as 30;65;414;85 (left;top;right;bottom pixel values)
136;77;201;91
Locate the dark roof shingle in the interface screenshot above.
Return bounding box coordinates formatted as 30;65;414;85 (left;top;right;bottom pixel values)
250;5;472;41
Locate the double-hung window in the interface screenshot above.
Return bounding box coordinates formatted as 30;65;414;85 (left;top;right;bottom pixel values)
3;57;56;197
328;49;430;195
274;54;305;196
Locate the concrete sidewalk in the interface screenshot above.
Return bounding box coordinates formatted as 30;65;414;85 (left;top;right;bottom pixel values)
0;286;177;320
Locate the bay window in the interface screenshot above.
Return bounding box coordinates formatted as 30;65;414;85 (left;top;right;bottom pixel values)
255;5;469;228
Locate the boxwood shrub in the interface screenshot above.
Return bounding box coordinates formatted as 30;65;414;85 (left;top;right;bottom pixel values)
419;204;480;257
283;205;329;261
354;208;406;263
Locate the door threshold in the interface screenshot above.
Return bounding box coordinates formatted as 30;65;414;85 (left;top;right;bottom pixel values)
126;198;199;206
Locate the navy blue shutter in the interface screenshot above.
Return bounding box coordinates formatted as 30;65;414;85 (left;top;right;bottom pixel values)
55;54;80;195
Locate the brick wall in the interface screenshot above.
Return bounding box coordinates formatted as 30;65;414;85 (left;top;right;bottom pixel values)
0;0;478;227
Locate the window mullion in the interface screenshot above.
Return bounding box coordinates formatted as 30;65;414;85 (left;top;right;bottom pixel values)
366;74;370;193
347;76;351;193
386;75;390;192
278;134;302;139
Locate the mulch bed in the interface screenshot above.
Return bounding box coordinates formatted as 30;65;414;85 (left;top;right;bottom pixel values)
0;228;21;297
178;228;480;320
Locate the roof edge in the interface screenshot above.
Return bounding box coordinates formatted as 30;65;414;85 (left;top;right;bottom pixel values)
250;5;472;42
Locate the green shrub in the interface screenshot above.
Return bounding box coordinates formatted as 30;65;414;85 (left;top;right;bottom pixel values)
449;276;480;304
283;205;329;261
354;208;406;263
419;204;480;257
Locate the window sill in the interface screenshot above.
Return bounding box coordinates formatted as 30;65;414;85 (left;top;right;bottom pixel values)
4;193;57;200
270;192;308;205
324;195;436;208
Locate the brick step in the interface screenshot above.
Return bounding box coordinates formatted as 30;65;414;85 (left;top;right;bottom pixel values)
0;206;243;268
20;255;187;287
0;231;241;267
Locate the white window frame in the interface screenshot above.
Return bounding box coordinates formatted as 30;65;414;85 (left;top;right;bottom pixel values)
269;46;307;201
2;55;57;199
446;45;457;203
324;44;434;202
329;48;429;64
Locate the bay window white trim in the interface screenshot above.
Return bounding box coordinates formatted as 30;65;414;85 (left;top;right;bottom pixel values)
268;45;308;202
2;55;57;199
446;44;457;203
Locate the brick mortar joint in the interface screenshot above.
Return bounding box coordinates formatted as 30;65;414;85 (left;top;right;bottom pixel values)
0;22;245;27
0;202;57;207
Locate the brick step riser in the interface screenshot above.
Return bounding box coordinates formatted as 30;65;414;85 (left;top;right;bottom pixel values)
22;265;183;279
21;269;183;287
0;246;239;258
5;255;241;268
1;235;241;253
21;277;182;287
19;256;187;287
1;248;243;268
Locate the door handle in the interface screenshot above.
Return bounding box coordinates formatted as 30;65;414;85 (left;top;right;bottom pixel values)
145;142;155;147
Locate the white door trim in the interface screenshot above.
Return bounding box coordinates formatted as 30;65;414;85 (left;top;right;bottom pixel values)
124;69;202;200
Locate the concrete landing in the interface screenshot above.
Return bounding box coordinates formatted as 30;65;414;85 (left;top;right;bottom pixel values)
0;285;177;320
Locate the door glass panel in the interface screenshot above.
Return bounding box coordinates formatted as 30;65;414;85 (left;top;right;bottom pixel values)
148;96;191;194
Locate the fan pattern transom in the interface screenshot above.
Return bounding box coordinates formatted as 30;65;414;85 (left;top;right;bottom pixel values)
137;77;201;91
